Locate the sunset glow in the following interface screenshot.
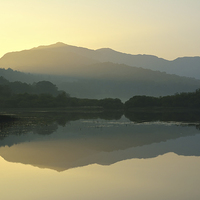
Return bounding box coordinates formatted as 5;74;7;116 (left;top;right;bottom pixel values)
1;0;200;60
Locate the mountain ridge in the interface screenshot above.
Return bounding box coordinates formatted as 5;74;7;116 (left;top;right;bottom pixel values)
1;42;200;99
1;42;200;78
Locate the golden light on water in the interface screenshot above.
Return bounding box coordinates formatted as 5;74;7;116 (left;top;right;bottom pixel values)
0;153;200;200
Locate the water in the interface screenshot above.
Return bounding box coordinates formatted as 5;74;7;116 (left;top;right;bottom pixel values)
0;111;200;200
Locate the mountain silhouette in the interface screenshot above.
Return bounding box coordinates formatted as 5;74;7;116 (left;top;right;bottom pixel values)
1;43;200;99
1;42;200;78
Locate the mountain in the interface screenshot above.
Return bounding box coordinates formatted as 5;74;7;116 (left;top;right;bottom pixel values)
0;43;97;75
94;49;200;79
1;42;200;78
1;62;200;100
0;67;76;84
1;42;200;99
56;62;200;99
0;68;43;83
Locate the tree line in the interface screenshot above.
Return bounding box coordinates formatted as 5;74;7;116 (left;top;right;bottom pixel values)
0;76;61;96
0;76;123;109
1;76;200;110
124;90;200;109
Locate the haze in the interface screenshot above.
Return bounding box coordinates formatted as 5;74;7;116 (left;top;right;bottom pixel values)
1;0;200;60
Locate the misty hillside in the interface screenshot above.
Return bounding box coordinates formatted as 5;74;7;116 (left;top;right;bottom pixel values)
1;42;199;78
94;49;200;79
0;43;98;75
57;63;200;100
1;63;200;100
0;68;76;84
1;43;200;100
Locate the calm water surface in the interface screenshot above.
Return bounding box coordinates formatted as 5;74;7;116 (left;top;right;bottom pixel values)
0;112;200;200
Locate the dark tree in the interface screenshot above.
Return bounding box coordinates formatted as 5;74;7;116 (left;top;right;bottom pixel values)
33;81;59;96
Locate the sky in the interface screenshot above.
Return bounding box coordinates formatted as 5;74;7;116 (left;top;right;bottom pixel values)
1;0;200;60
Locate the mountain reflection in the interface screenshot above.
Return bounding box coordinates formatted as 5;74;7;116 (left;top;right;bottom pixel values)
0;111;200;171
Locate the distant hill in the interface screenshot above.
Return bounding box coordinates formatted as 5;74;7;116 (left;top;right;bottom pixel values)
0;43;97;75
1;43;200;100
0;67;75;84
1;63;200;100
0;68;41;83
1;42;199;78
94;49;200;79
56;64;200;100
0;42;200;78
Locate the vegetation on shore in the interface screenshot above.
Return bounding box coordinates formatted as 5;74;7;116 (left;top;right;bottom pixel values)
1;76;200;111
0;76;123;109
124;89;200;110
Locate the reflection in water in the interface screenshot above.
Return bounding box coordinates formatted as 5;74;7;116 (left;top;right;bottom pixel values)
125;110;200;123
0;111;123;138
0;153;200;200
1;111;200;199
0;112;200;171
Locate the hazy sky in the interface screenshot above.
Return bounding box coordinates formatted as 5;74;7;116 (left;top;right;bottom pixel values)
1;0;200;60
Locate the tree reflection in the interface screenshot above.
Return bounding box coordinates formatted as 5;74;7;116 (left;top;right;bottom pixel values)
125;111;200;123
1;111;200;171
1;110;200;141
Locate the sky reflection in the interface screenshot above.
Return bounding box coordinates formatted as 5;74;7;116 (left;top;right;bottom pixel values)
1;114;200;200
0;152;200;200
